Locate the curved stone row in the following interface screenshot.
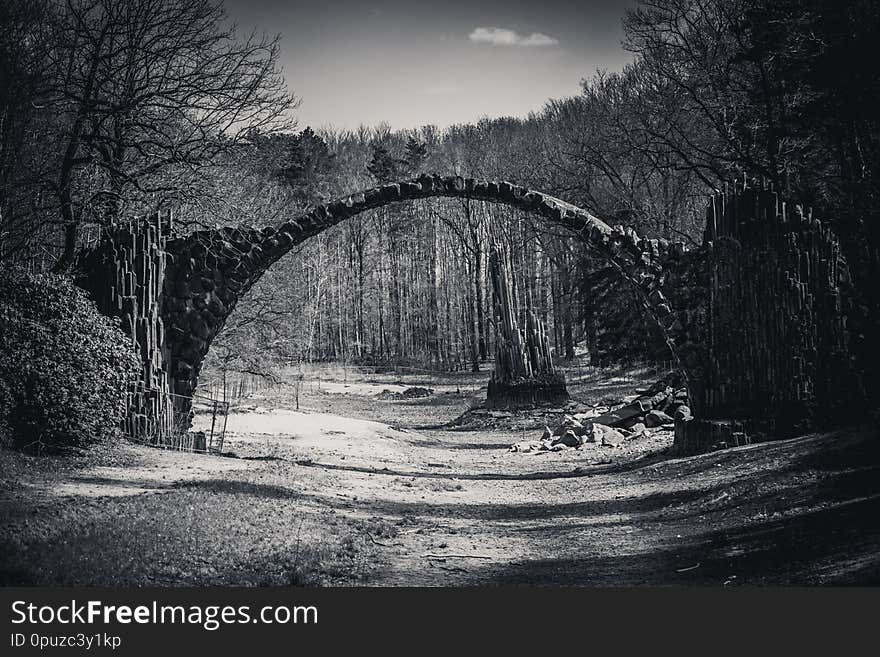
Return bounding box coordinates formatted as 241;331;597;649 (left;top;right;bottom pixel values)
161;175;697;411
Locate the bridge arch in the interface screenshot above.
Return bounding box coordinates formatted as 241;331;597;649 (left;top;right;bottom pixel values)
161;174;697;412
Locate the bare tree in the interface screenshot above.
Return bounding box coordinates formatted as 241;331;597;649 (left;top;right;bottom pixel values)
28;0;296;269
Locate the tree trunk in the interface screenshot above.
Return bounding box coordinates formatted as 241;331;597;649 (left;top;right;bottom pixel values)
559;253;576;360
475;242;487;362
467;269;480;372
427;213;440;368
486;243;568;408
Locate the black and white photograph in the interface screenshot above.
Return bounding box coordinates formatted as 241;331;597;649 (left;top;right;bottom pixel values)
1;0;878;600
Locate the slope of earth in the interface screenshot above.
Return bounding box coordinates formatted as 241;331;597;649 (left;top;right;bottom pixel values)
1;365;877;586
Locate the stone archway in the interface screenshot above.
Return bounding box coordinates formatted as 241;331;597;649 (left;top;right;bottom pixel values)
160;174;698;414
78;175;858;454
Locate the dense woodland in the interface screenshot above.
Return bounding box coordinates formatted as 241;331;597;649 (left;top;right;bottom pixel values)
1;0;878;385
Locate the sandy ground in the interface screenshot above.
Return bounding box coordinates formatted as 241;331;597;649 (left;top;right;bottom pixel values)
1;365;879;586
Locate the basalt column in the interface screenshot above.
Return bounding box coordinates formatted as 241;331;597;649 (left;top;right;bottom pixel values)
673;180;859;455
77;212;174;442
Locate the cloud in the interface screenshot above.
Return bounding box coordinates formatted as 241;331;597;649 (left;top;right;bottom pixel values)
468;27;558;48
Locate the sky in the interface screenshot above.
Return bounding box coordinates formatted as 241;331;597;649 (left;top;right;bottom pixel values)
222;0;637;131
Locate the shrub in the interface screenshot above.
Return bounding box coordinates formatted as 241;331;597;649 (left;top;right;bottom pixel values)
0;268;138;450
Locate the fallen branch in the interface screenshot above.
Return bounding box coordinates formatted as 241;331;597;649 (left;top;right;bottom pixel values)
676;562;701;572
422;553;493;559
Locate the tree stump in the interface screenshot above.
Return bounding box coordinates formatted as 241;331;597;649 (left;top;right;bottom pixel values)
486;243;568;408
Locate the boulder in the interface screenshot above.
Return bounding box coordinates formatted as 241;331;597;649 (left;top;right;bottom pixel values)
552;415;584;436
645;409;675;428
591;423;627;447
552;430;582;448
628;422;647;436
674;405;693;421
591;398;653;427
574;423;593;437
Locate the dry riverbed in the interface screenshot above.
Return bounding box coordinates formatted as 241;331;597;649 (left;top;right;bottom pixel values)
1;365;878;586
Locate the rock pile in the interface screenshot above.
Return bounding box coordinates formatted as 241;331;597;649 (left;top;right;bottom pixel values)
376;386;434;400
510;373;689;453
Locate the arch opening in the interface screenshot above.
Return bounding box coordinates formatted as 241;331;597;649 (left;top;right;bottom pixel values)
161;174;694;422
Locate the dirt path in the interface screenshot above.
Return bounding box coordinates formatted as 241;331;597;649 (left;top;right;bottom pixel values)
2;367;878;586
205;374;880;586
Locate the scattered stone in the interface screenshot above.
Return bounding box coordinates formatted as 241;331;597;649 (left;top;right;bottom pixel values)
592;423;627;447
510;440;543;453
591;398;653;426
509;373;687;454
674;405;693;421
377;386;434;400
401;386;433;398
620;414;648;430
628;422;647;436
650;386;674;409
645;409;675;428
552;430;582;448
552;415;584;436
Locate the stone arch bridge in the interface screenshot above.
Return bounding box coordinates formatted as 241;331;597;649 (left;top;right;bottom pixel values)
162;175;698;396
79;174;853;454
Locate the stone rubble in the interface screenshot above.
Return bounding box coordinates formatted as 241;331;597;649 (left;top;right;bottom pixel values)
376;386;434;400
509;373;687;453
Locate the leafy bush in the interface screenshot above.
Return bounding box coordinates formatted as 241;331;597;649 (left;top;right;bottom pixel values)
0;268;138;449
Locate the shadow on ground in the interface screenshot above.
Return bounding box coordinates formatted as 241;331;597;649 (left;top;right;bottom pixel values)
473;494;880;585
